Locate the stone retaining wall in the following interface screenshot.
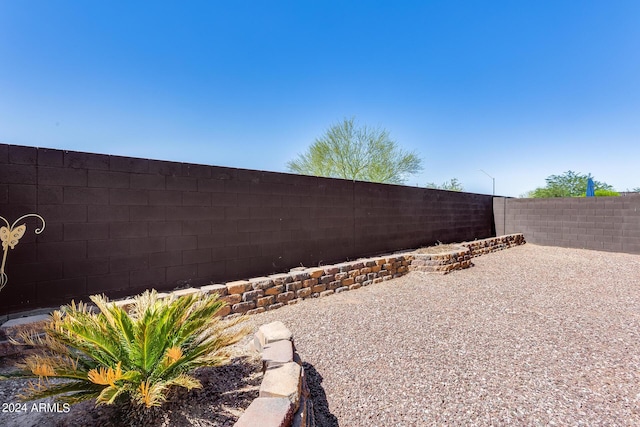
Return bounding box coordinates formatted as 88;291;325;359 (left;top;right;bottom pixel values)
409;234;525;274
113;254;412;317
235;321;314;427
0;234;526;424
461;233;526;257
117;234;526;315
0;234;525;356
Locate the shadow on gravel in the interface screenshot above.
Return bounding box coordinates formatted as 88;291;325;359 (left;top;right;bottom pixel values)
303;362;339;427
49;355;262;427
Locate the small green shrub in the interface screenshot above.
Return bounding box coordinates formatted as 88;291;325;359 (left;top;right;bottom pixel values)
5;290;248;409
594;189;620;197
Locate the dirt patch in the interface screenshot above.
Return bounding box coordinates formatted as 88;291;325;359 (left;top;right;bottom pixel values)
413;243;466;254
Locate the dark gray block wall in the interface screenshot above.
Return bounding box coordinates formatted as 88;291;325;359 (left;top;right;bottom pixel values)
494;196;640;254
0;144;494;314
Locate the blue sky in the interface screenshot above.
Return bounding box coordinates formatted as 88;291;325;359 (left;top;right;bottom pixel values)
1;1;639;196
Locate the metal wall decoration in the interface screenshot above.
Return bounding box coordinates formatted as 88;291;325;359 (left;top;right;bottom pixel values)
0;214;46;292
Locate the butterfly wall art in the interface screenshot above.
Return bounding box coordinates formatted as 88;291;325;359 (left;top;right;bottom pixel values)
0;214;46;292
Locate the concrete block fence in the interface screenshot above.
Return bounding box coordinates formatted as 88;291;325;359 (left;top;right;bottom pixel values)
494;195;640;254
0;143;494;316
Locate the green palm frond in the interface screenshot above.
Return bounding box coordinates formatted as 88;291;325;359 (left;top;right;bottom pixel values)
2;289;248;411
96;384;127;406
19;379;102;403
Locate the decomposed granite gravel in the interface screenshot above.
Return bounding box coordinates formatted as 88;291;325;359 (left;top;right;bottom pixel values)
247;244;640;426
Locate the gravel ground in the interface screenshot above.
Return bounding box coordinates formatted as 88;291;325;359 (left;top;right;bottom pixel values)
247;244;640;426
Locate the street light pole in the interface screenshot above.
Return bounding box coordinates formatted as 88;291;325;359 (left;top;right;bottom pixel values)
479;169;495;196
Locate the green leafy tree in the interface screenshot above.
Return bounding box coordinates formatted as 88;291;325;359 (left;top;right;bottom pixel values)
526;171;615;198
287;117;423;184
426;178;464;191
4;290;248;415
632;187;640;192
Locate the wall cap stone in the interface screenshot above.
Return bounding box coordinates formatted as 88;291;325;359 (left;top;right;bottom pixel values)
260;362;302;407
255;321;293;352
199;284;228;296
262;340;295;372
234;322;313;427
233;397;294;427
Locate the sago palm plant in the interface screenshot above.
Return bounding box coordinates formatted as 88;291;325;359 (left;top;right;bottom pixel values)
4;290;249;409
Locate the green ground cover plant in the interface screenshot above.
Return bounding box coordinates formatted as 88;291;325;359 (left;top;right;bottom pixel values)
2;290;248;413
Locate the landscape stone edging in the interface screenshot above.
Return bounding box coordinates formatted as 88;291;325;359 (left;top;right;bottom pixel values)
234;321;314;427
0;234;525;356
124;234;525;318
0;235;526;423
231;235;525;426
409;233;526;273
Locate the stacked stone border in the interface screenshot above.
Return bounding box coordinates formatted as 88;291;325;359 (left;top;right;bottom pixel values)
112;234;526;316
0;234;526;423
0;234;525;356
410;233;526;274
234;321;313;427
